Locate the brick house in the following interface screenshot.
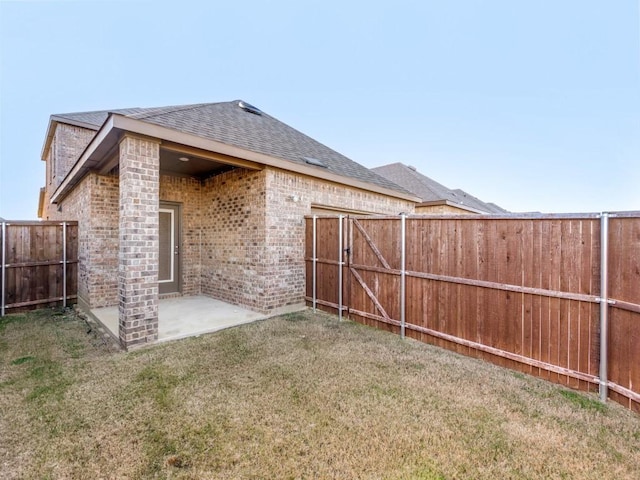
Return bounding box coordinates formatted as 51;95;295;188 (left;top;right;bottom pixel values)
39;100;418;349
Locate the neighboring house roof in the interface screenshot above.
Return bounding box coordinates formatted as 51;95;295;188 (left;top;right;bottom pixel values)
372;162;507;214
48;100;413;199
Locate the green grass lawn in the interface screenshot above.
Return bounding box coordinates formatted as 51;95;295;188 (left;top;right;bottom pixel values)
1;307;639;479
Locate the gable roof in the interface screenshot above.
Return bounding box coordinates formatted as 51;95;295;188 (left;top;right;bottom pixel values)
50;107;149;130
372;162;507;213
49;100;411;197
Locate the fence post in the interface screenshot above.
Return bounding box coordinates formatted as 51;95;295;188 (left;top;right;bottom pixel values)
338;215;344;321
62;222;67;308
400;214;406;338
1;221;5;317
312;215;317;312
599;212;610;403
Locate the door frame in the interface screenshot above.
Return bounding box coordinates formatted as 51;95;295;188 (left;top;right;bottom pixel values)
158;202;182;295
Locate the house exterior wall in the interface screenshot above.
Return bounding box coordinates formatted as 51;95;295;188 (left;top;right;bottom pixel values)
260;168;415;311
85;173;120;308
46;173;120;309
200;168;269;311
42;123;96;220
195;167;414;314
42;120;120;310
50;124;95;190
415;204;479;215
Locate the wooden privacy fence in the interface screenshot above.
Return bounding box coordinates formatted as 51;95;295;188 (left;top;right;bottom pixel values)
1;221;78;315
305;213;640;412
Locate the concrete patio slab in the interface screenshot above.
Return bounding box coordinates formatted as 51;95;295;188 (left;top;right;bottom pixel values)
90;295;302;343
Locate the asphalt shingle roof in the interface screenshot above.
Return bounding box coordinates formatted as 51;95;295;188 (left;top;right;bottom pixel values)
53;101;410;195
52;108;148;127
372;163;507;213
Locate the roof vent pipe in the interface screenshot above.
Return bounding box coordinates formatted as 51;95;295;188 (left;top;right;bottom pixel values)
238;101;263;116
303;157;328;168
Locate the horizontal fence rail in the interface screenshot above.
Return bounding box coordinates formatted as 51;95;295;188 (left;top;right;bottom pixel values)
305;213;640;413
1;221;78;315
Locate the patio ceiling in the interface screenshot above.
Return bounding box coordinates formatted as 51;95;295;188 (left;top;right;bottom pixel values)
159;146;238;179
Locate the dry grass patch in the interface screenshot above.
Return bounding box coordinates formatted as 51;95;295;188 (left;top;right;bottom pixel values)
1;308;639;479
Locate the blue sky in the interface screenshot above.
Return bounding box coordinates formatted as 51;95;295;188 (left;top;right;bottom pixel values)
1;0;638;218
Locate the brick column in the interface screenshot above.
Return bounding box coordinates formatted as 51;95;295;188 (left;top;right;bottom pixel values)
118;134;160;349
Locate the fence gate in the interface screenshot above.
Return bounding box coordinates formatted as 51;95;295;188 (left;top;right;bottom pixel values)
347;217;405;333
306;216;412;336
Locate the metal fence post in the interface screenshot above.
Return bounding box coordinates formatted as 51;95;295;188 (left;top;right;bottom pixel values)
338;215;344;321
312;215;317;312
62;222;67;308
400;214;406;338
599;212;610;403
1;221;5;317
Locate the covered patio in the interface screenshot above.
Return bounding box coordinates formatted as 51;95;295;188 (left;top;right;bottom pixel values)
90;296;289;343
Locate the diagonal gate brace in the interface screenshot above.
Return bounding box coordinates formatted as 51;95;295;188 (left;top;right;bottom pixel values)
349;266;391;321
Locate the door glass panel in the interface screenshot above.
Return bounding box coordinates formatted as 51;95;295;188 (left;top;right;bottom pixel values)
159;210;173;282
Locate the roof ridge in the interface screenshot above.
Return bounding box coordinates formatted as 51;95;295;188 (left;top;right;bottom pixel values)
453;188;477;199
451;188;505;212
124;102;215;120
